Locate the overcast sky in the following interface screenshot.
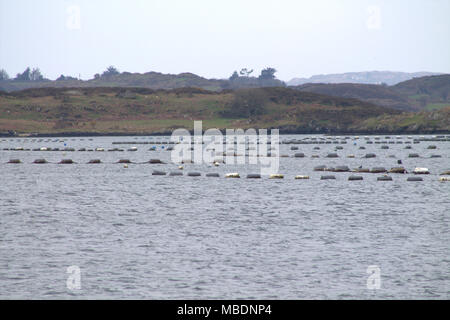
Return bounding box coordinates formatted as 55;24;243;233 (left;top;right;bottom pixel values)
1;0;449;81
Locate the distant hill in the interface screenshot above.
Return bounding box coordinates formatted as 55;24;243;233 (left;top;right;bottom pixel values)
393;74;450;110
0;72;227;92
0;71;285;92
292;75;450;112
287;71;443;86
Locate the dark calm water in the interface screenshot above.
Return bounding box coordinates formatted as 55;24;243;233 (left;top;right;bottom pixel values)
0;134;449;299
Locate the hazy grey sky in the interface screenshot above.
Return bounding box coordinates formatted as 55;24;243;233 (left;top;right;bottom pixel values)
1;0;449;81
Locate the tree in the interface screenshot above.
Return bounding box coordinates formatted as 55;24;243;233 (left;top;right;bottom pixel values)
93;73;100;79
30;68;44;81
57;74;77;81
239;68;253;77
102;65;119;77
258;67;276;80
15;67;31;81
0;69;9;80
229;71;239;81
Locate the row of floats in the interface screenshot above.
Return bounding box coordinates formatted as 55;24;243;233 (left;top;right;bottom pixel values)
4;158;450;181
1;146;445;159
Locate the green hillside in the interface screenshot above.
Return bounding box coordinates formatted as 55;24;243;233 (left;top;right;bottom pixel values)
0;86;406;135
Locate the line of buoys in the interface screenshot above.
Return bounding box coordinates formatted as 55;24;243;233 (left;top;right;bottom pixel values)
440;170;450;175
353;167;370;173
294;175;309;179
439;177;450;182
408;153;419;158
314;165;327;171
364;153;376;158
321;175;336;180
117;159;131;163
152;170;166;175
407;177;423;181
348;175;363;181
377;175;393;181
430;155;442;158
294;153;305;158
427;145;437;149
247;173;261;179
88;159;101;164
371;167;387;173
169;171;183;176
7;159;21;163
33;159;47;164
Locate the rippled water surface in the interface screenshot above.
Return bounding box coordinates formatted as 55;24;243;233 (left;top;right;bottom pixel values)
0;134;449;299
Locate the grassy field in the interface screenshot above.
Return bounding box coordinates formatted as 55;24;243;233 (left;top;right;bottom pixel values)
0;86;448;135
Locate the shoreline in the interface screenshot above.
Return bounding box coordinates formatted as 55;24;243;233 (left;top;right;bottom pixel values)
2;128;450;138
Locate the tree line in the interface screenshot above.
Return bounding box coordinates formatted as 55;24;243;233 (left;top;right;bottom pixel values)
0;65;121;82
227;67;285;89
0;67;44;81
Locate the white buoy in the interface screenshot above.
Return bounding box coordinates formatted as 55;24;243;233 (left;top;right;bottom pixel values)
269;174;284;179
225;173;240;178
178;165;184;170
123;164;128;168
413;167;430;174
